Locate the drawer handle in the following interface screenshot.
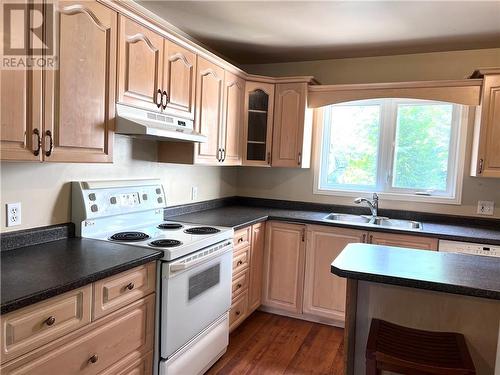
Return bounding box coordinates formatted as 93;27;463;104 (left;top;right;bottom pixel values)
238;238;244;243
236;260;243;266
88;354;99;364
44;316;56;326
236;283;242;289
126;282;135;291
235;310;241;316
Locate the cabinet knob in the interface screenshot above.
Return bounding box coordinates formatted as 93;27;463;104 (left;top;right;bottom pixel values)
126;282;135;291
237;283;242;289
235;311;241;316
237;260;243;266
238;238;244;243
44;316;56;326
88;354;99;364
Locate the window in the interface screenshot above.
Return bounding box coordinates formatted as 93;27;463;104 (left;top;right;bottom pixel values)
316;98;466;203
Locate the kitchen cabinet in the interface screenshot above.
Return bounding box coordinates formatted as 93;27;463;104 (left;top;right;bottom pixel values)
43;0;116;163
0;1;43;161
471;69;500;178
368;231;438;250
117;16;163;111
303;226;366;323
162;41;197;119
248;222;266;312
194;57;225;164
262;221;306;314
243;82;275;166
220;72;245;165
1;263;156;374
272;82;313;168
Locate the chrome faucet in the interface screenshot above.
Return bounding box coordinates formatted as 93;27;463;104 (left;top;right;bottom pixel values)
354;193;379;218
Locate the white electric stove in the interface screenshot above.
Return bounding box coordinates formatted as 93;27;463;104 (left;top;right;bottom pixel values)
72;179;233;375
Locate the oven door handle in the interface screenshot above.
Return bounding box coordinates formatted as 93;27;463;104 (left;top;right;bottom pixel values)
169;243;232;274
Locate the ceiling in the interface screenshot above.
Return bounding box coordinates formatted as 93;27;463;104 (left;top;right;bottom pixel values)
138;1;500;64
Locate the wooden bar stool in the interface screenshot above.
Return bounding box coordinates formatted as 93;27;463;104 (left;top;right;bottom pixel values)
366;319;476;375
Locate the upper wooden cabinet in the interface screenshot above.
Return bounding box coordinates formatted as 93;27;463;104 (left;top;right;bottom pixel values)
221;72;245;165
243;82;275;166
194;57;225;164
262;221;306;314
163;41;197;119
303;226;365;323
117;16;163;111
471;70;500;178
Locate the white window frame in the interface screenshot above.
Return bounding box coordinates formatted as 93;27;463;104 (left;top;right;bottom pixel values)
313;98;468;205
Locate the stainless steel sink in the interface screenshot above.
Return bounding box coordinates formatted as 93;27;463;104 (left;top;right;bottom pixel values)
323;213;422;230
323;213;371;223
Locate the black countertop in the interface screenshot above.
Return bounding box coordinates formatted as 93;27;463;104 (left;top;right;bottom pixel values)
1;238;162;314
168;205;500;245
331;243;500;300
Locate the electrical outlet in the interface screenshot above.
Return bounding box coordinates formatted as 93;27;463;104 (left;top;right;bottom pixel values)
191;186;198;201
6;202;22;227
477;200;495;216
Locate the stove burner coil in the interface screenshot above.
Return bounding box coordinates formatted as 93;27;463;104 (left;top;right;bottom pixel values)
149;239;183;248
110;231;150;242
184;227;221;235
158;223;183;230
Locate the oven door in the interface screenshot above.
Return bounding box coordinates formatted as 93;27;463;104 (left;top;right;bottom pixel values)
160;241;232;359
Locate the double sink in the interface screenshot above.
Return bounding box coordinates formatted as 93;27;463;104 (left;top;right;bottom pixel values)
323;213;422;230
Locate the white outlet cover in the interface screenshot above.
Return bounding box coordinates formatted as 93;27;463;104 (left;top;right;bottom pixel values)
6;202;22;227
191;186;198;201
477;200;495;216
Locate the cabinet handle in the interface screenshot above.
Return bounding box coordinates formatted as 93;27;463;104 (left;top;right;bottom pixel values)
155;89;162;108
162;90;169;110
237;260;243;266
44;316;56;326
221;148;226;162
478;158;484;174
368;235;373;244
32;129;41;156
267;151;271;165
217;148;222;162
126;282;135;291
302;228;305;242
362;234;367;243
44;130;53;157
298;152;302;165
88;354;99;364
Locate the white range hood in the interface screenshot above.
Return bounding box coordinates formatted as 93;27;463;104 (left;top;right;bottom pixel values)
116;104;206;143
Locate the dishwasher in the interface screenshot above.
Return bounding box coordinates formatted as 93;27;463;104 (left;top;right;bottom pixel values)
438;239;500;257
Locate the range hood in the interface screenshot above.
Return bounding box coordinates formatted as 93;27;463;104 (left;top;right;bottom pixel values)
116;104;206;143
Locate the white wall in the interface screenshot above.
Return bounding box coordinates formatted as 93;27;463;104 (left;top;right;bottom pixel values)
0;135;238;232
237;48;500;218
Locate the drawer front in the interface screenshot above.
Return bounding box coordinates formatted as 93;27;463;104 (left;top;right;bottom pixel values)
93;263;156;320
229;292;248;332
103;351;152;375
234;227;251;251
1;295;155;375
231;269;249;300
232;248;249;275
1;285;92;364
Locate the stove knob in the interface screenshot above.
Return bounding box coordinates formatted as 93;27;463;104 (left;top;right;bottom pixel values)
91;204;98;212
110;197;117;204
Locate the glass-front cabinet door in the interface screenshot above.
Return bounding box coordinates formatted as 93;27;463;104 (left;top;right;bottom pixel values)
243;82;275;166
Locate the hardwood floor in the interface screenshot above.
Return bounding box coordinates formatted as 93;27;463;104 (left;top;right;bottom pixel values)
207;312;344;375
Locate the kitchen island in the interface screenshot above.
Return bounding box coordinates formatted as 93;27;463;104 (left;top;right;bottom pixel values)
331;244;500;375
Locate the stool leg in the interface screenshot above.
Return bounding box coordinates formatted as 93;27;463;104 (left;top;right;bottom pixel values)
366;359;377;375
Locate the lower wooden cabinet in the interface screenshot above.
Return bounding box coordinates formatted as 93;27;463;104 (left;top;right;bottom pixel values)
0;263;156;375
262;221;305;314
303;226;366;323
248;223;265;312
368;231;438;250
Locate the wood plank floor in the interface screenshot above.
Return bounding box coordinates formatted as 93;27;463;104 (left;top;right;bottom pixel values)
206;312;344;375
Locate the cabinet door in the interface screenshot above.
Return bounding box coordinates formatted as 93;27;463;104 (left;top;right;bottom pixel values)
163;40;196;119
262;221;305;314
44;1;116;162
194;57;224;164
473;73;500;177
243;82;274;166
303;226;366;322
0;2;43;161
368;232;438;250
248;222;265;312
272;82;307;167
221;72;244;165
117;16;163;111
